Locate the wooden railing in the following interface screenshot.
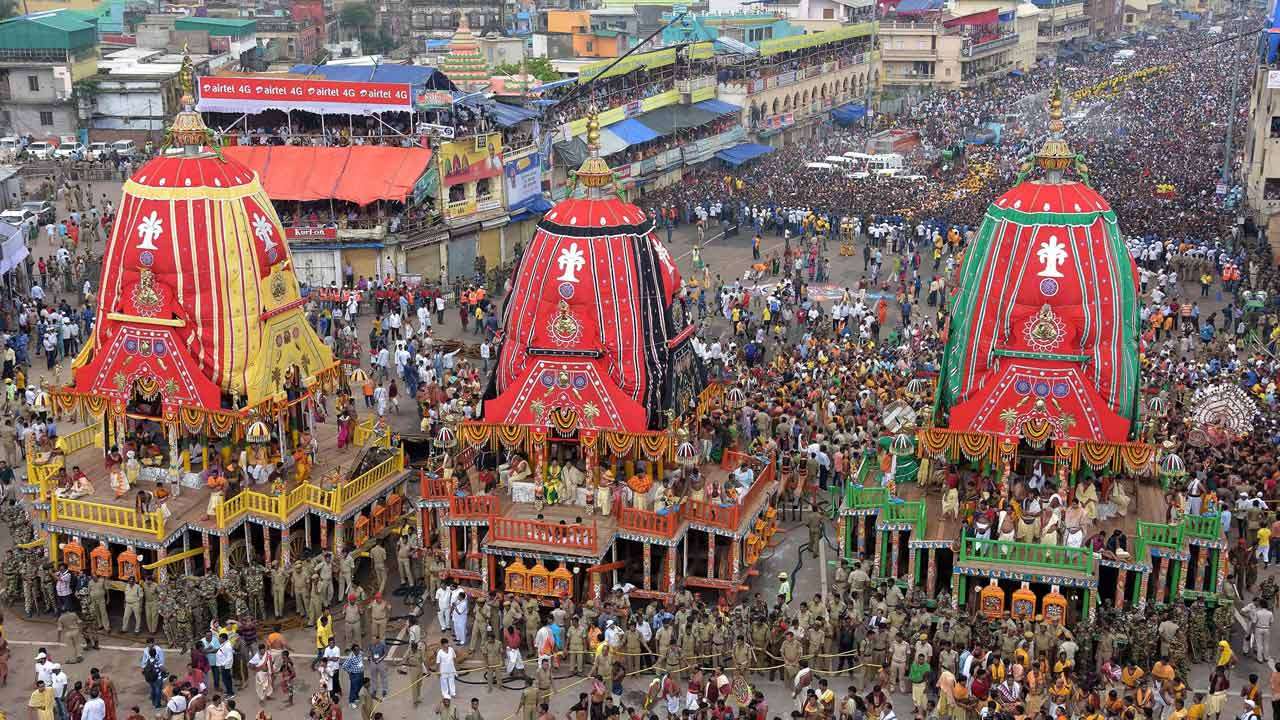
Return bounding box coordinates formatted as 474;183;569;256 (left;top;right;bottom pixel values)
353;418;391;448
1181;514;1222;541
337;448;405;508
883;500;927;536
688;459;775;532
450;494;497;519
959;536;1093;574
55;426;99;455
617;505;682;538
30;459;63;501
490;517;598;552
846;484;890;510
420;470;451;500
1137;520;1183;549
216;489;280;528
51;496;165;539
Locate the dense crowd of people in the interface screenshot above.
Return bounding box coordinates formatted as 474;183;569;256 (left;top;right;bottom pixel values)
8;11;1280;720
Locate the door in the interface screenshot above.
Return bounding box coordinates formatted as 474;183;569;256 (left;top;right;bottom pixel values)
295;251;337;287
447;234;478;284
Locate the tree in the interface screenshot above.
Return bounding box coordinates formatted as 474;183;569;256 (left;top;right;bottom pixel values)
494;57;559;82
339;2;375;32
0;0;19;20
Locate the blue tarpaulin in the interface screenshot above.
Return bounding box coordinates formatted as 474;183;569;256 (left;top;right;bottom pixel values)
510;195;554;222
537;78;576;92
452;95;540;127
693;99;741;115
289;64;456;91
895;0;945;13
832;102;867;126
610;118;662;145
487;102;540;127
715;142;775;167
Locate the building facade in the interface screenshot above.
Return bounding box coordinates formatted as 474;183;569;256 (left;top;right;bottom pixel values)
879;7;1036;93
0;11;100;138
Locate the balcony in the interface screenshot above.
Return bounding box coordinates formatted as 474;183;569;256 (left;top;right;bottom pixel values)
883;72;937;85
959;536;1095;575
962;32;1019;57
879;20;942;32
882;46;937;60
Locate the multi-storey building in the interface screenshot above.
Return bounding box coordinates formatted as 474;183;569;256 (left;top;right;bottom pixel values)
0;10;100;138
879;4;1037;93
1031;0;1089;56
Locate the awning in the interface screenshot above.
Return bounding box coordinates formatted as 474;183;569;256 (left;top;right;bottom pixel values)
488;101;540;127
609;118;661;146
693;98;741;115
895;0;944;12
635;104;719;135
289;64;457;91
944;9;998;26
832;102;868;126
594;128;631;157
223;146;434;206
715;142;775;167
537;77;576;92
553;137;588;167
0;220;27;275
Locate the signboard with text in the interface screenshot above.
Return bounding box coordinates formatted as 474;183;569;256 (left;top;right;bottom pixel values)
285;226;338;240
197;77;413;114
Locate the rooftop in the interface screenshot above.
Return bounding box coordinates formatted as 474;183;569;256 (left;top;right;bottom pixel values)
174;16;258;36
0;10;99;51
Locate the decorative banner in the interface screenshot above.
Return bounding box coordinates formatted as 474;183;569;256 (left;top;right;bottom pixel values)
197;77;412;114
439;134;505;220
415;89;454;110
284;226;337;240
504;152;542;214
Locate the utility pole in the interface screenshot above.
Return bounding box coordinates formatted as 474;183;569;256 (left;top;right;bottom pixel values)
1222;3;1245;185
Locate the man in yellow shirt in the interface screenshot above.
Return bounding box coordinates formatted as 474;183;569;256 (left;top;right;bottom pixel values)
1187;692;1207;720
1258;524;1273;567
27;679;55;720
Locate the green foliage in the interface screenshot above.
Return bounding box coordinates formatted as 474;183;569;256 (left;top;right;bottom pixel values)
0;0;17;20
339;2;375;31
494;57;559;82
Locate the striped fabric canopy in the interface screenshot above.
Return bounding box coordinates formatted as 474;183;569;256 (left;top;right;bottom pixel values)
936;179;1142;443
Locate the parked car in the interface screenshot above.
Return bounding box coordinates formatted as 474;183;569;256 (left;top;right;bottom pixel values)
110;139;137;158
55;141;85;160
0;208;34;227
21;201;54;224
25;141;56;160
87;142;110;161
0;136;19;161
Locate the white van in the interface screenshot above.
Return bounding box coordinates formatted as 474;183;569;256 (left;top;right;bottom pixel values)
111;139;137;158
805;162;836;171
55;141;85;159
824;155;856;166
0;137;18;160
867;153;905;172
26;141;56;160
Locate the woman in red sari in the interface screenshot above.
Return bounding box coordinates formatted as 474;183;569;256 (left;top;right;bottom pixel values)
88;668;118;720
64;681;86;720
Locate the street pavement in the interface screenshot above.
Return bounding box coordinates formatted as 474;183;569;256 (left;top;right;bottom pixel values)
0;176;1263;720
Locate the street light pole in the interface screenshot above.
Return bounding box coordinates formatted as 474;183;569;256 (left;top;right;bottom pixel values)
1222;5;1245;185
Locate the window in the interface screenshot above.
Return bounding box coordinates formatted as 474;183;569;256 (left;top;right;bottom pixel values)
39;111;53;126
1266;179;1280;200
823;8;834;18
477;178;491;200
27;75;39;92
586;41;593;51
448;184;466;203
1271;116;1280;138
0;110;9;125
